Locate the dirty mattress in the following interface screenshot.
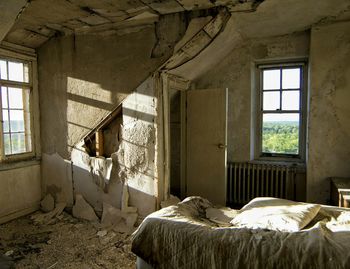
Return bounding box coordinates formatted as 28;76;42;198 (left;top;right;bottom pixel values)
131;197;350;269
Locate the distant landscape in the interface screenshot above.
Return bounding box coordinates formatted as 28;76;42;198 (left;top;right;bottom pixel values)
262;121;299;154
2;120;26;154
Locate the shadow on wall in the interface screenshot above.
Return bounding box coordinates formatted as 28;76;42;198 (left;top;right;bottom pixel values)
37;26;167;213
38;28;167;160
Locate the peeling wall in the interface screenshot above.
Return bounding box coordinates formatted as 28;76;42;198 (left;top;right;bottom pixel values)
70;77;157;217
118;77;158;216
307;21;350;203
0;164;41;224
195;31;310;162
38;25;177;211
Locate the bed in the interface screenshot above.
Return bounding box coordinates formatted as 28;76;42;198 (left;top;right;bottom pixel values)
131;196;350;269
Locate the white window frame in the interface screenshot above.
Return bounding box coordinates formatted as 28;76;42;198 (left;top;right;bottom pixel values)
254;60;308;162
0;47;38;162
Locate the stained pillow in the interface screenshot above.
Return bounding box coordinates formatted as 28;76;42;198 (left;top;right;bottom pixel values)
230;197;321;232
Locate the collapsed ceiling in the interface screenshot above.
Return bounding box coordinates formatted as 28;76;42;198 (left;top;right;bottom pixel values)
1;0;350;50
1;0;262;49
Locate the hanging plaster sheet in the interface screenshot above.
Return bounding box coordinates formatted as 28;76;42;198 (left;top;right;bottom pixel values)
91;157;113;189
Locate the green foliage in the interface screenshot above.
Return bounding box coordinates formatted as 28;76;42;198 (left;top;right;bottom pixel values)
262;121;299;154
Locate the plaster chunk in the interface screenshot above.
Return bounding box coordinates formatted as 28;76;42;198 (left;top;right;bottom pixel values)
121;183;138;213
31;202;67;225
72;194;99;222
101;202;138;234
40;194;55;213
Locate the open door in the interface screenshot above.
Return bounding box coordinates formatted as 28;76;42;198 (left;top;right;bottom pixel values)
186;88;227;205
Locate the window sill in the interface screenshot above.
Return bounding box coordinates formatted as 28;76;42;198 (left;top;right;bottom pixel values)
0;158;40;172
250;159;306;172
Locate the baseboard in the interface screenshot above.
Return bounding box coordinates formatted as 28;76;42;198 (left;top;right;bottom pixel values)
0;204;39;225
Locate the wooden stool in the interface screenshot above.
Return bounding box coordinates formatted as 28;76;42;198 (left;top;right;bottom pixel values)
330;177;350;208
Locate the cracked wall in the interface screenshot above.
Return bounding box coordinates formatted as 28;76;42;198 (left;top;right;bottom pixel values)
70;77;157;217
38;15;185;213
307;21;350;203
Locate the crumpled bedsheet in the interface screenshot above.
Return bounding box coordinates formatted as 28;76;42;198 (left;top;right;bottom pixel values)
131;197;350;269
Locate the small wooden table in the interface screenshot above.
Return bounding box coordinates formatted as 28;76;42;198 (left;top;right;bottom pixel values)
330;177;350;208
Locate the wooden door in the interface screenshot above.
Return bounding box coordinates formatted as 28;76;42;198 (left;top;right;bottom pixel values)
186;88;227;205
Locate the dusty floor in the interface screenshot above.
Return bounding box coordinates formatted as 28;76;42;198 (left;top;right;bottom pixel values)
0;211;136;269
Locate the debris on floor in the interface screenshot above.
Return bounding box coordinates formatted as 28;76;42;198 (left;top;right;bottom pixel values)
40;194;55;213
72;194;99;222
0;210;136;268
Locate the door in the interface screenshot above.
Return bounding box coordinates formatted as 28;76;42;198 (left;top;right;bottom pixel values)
186;88;227;205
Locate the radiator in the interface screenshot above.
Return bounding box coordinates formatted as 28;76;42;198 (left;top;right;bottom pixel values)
227;162;297;206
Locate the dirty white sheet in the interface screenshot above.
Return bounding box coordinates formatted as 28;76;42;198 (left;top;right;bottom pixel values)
131;197;350;269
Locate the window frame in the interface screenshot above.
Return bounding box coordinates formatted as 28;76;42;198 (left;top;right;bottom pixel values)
254;60;308;162
0;52;36;162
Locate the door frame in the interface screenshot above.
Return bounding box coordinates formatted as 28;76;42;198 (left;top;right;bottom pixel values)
161;72;190;202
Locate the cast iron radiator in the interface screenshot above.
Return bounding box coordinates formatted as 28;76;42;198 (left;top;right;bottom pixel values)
227;162;297;207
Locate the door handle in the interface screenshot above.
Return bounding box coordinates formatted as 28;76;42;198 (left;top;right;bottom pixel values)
217;143;227;149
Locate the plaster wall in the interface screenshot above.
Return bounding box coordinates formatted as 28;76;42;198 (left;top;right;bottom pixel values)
195;31;310;162
119;77;158;216
307;21;350;203
0;0;27;42
70;77;157;217
38;27;172;210
0;164;41;224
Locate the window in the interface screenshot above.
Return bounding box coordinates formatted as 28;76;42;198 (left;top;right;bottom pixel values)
0;57;33;160
256;62;307;160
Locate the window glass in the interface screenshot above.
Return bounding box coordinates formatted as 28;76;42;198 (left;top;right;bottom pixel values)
263;69;280;90
262;113;299;155
4;133;11;155
8;61;24;82
9;110;24;132
0;58;33;157
24;64;29;83
1;86;8;108
0;60;7;80
263;91;280;110
8;87;23;109
11;133;26;154
282;91;300;110
282;68;300;89
2;109;9;132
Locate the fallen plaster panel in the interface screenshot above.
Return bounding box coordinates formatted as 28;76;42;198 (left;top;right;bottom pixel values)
71;147;123;212
307;21;350;204
42;153;73;207
0;0;27;42
0;164;41;223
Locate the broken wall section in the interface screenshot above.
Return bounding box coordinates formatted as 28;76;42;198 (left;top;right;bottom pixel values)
71;77;158;217
38;23;180;208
